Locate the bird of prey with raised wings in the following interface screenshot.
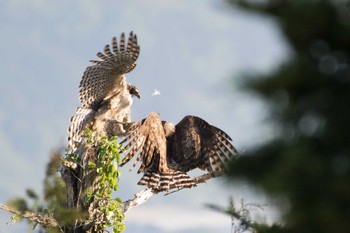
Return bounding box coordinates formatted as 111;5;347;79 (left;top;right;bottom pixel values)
65;31;238;193
121;112;238;191
67;32;140;153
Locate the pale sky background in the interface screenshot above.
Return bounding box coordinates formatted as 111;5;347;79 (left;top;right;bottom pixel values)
0;1;290;232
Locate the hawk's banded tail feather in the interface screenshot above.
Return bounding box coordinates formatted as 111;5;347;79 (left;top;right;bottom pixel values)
138;170;196;191
67;107;95;152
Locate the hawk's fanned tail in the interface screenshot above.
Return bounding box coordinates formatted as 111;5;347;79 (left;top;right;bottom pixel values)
67;107;96;152
138;170;196;191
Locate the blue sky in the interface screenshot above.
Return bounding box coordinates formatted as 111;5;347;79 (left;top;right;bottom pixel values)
0;1;290;232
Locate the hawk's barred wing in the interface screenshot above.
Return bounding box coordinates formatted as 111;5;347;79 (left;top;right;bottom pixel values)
120;112;168;174
169;115;238;174
79;32;140;109
120;113;239;191
120;113;196;191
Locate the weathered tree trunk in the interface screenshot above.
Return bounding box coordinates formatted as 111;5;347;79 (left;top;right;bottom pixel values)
61;143;104;233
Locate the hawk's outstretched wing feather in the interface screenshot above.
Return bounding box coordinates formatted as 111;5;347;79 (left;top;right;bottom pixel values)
169;115;238;173
79;32;140;109
121;112;168;173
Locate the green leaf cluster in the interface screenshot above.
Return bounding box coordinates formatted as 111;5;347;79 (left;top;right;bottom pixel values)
87;133;125;233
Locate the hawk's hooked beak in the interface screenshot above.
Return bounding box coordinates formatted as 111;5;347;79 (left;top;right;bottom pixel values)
131;88;141;99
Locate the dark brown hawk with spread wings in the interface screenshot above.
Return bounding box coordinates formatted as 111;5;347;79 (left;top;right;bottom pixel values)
121;112;238;191
67;32;140;152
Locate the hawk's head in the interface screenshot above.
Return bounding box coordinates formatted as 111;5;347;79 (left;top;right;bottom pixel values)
128;84;141;99
162;120;175;137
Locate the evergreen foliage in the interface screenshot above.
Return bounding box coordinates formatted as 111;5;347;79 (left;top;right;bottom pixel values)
226;0;350;232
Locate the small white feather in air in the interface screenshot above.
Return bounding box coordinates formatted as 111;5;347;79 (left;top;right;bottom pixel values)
152;88;161;96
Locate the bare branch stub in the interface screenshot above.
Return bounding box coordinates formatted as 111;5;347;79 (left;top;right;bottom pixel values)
0;204;59;228
121;188;157;213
